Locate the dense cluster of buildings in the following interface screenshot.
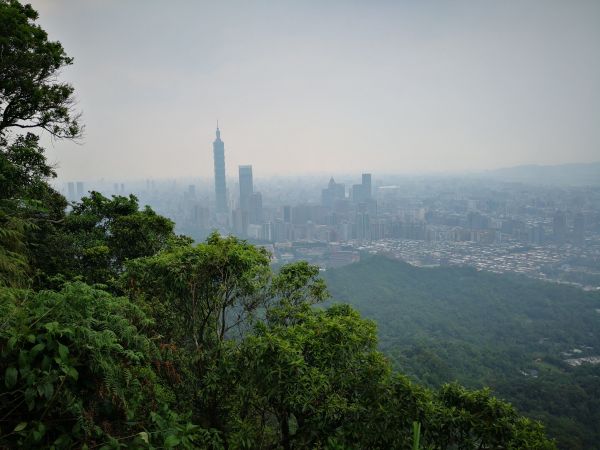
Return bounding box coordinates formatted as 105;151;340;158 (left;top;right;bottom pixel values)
61;126;600;287
202;126;592;249
206;126;380;244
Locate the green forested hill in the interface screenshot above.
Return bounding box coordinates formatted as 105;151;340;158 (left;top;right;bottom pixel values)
324;256;600;449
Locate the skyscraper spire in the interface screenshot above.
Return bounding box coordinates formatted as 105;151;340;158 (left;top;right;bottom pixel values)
213;123;227;214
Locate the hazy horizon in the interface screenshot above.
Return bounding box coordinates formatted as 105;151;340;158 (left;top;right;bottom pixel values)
31;0;600;180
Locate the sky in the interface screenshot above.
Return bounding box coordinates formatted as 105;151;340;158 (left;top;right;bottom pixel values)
29;0;600;181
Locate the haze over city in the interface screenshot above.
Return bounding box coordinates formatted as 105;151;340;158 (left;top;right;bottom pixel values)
30;0;600;181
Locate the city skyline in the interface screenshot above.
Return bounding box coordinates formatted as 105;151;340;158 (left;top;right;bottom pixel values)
54;121;600;291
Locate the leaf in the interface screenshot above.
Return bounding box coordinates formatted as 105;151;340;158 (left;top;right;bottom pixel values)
44;322;60;333
5;367;18;388
14;422;27;432
38;382;54;399
58;343;69;361
138;432;149;444
7;336;17;351
18;350;28;368
24;387;36;411
31;342;45;356
164;435;180;448
67;366;79;380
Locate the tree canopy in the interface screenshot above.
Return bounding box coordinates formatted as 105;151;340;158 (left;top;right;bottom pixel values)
0;0;81;139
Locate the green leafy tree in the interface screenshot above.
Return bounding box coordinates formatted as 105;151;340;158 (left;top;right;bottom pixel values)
423;383;553;449
0;210;29;288
0;133;67;289
1;0;80;287
59;191;177;287
231;303;390;449
124;232;271;349
0;133;55;200
124;233;273;433
0;0;81;139
270;260;328;308
0;282;206;448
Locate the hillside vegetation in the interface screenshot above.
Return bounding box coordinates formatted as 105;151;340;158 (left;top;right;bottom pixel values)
325;256;600;449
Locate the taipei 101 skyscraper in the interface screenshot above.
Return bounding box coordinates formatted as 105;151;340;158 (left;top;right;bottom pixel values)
213;123;228;214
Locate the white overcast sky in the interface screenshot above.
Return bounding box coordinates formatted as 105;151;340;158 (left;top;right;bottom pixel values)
30;0;600;181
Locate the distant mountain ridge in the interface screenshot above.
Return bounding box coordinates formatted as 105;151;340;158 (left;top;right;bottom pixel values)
479;161;600;186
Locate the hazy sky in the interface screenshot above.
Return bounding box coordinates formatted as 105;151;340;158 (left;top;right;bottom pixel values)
30;0;600;181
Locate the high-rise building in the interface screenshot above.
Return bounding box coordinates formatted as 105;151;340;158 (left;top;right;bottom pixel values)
351;184;364;203
239;165;253;212
362;173;372;199
355;210;371;241
67;182;75;199
232;207;248;235
528;225;545;245
213;124;228;214
467;211;489;230
283;205;292;223
573;212;585;245
76;182;84;196
321;177;345;208
249;191;263;224
553;210;567;243
192;205;209;231
292;204;314;225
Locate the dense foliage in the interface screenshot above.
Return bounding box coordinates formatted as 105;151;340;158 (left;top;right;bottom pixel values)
0;0;80;138
0;1;557;448
0;283;187;448
324;256;600;449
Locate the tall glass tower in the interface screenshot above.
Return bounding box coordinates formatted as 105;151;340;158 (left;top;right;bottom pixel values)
362;173;372;199
238;165;253;212
213;124;228;214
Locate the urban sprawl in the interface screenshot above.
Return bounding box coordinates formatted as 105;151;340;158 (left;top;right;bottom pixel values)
61;127;600;291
